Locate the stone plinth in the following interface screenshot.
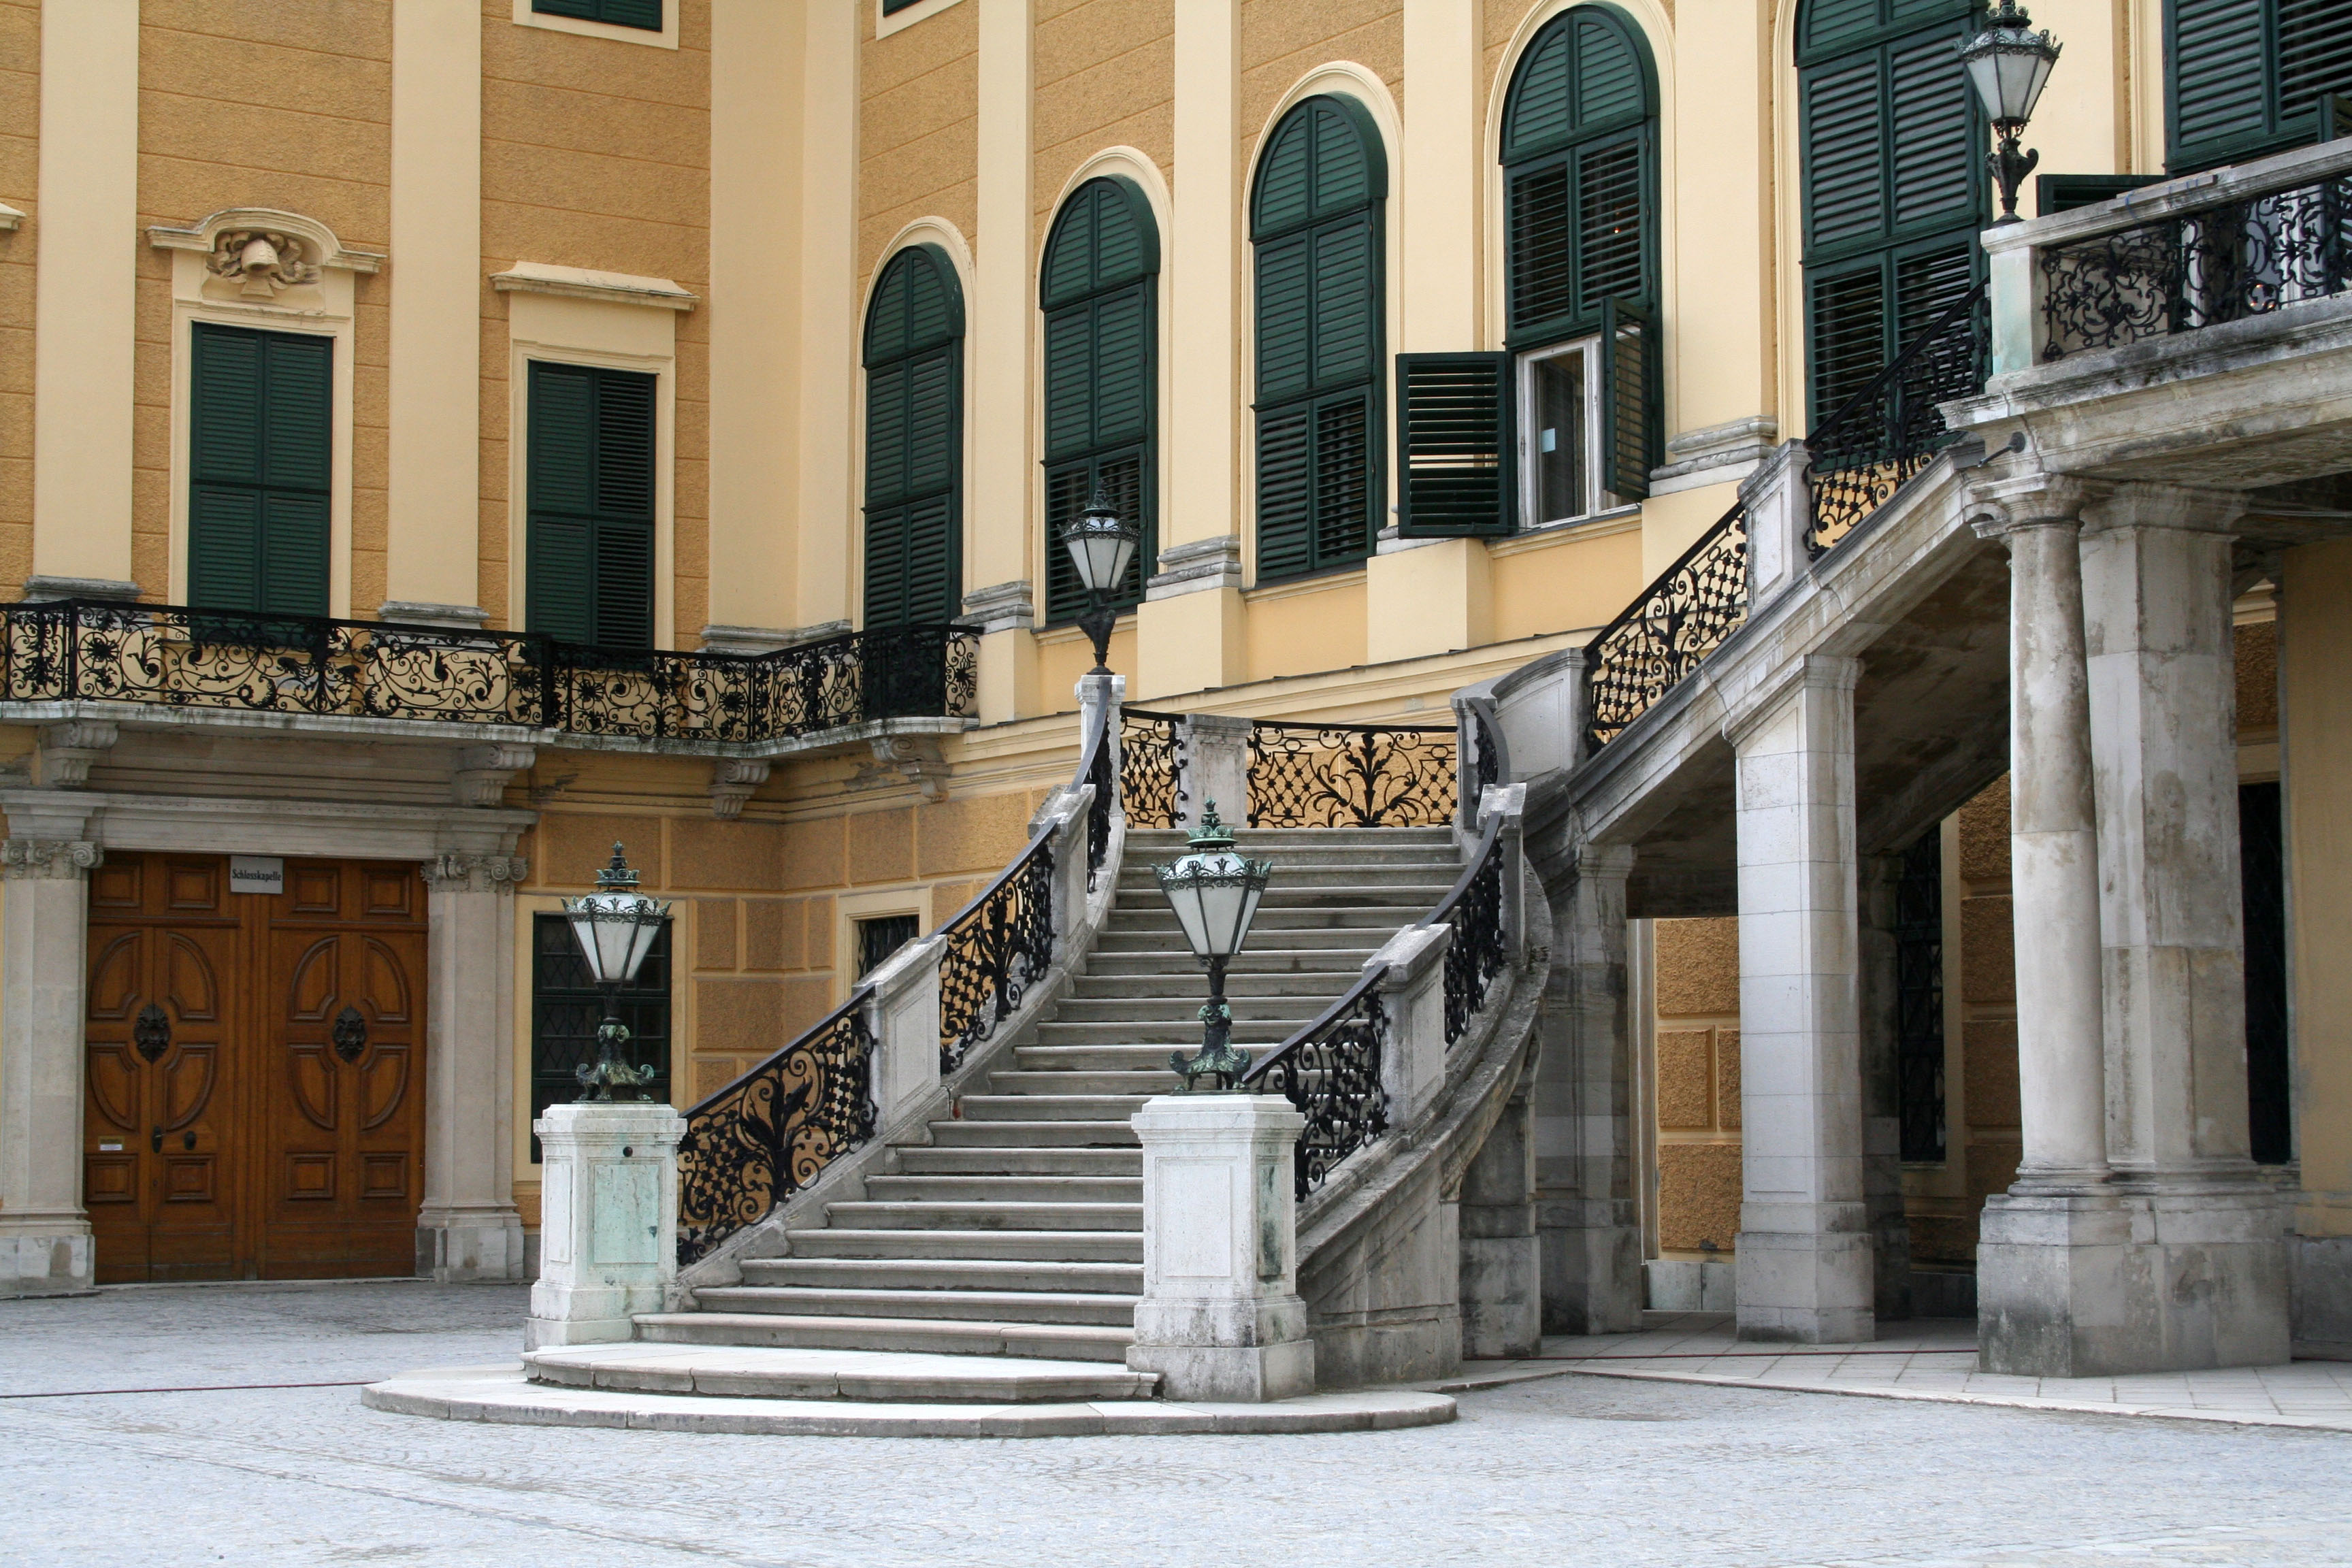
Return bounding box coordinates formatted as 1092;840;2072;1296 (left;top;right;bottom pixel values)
526;1101;685;1350
1126;1093;1315;1402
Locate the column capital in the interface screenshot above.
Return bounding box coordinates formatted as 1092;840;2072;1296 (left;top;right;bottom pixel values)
0;838;101;879
420;852;527;893
1963;470;2110;542
2078;480;2247;538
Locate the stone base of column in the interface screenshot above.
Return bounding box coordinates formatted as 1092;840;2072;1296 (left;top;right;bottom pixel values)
1126;1339;1316;1403
1978;1186;2289;1376
1537;1197;1644;1334
416;1207;529;1283
525;1103;685;1352
2290;1235;2352;1359
0;1224;94;1298
1733;1229;1874;1343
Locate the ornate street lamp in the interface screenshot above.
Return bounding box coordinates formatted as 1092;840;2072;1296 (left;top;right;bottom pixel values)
1959;0;2062;225
1057;485;1141;675
1154;801;1273;1091
562;842;670;1102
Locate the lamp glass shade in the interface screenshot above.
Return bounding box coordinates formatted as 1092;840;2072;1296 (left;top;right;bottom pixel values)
1154;849;1272;960
1958;5;2060;127
1058;501;1141;595
564;890;671;985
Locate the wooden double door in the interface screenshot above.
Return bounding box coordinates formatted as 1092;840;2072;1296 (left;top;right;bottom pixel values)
84;854;429;1281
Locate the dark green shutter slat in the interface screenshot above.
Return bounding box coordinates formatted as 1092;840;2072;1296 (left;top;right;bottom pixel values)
1310;221;1377;388
262;495;329;617
527;514;593;644
1311;101;1373;213
900;494;957;624
1092;288;1151;446
529;363;595;515
1600;298;1658;501
189;488;262;612
2278;0;2352;124
2170;0;2270;163
1256;234;1313;401
1395;353;1514;538
1313;394;1372;564
864;361;908;505
593;523;653;649
1887;30;1978;234
1801;0;1882;53
1802;54;1888;254
1575;137;1646;321
1255;404;1314;581
1042;191;1097;306
191;326;262;485
1895;242;1976;344
1042;306;1093;459
260;334;331;492
1808;262;1888;424
1573;13;1644;127
1507;163;1575;338
1501;24;1575;162
595;372;655;517
902;347;958;498
2034;173;2167;214
863;506;909;630
189;322;329;617
1253;113;1315;237
864;246;964;632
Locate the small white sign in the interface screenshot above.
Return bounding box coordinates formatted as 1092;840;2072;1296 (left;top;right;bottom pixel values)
229;855;285;896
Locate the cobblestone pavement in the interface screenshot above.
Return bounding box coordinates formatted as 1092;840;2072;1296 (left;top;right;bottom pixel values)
4;1282;2349;1568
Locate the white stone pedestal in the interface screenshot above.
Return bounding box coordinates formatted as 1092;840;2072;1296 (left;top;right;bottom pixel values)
1126;1093;1316;1402
525;1102;685;1351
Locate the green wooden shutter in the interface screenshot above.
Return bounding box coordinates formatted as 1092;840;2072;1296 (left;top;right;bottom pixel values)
533;0;662;30
527;361;655;647
1600;298;1659;501
1395;353;1514;538
1801;52;1890;255
1254;404;1313;581
1315;393;1373;564
864;246;966;630
189;322;330;617
2168;0;2272;168
2279;0;2352;128
1886;29;1978;235
2035;174;2167;214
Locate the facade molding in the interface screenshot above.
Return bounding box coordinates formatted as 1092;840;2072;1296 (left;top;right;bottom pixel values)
0;838;101;879
491;261;698;311
147;207;383;274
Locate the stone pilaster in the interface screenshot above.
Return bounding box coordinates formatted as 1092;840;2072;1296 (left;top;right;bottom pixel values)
1729;655;1873;1345
1857;853;1912;1322
1535;841;1643;1334
0;835;101;1296
415;851;529;1282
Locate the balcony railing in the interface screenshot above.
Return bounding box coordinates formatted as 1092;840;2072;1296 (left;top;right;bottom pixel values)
0;600;977;746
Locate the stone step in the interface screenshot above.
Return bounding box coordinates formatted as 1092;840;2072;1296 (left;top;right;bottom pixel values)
1114;864;1457;891
636;1311;1134;1363
894;1147;1142;1178
1124;828;1456;850
927;1118;1140;1147
862;1173;1141;1203
1047;994;1331;1024
1068;970;1365;1000
959;1093;1149;1123
983;1070;1172;1097
1082;949;1376;976
695;1285;1139;1327
523;1343;1158;1405
1105;905;1422;932
1013;1043;1287;1073
822;1199;1143;1232
742;1255;1143;1294
1032;1020;1301;1046
784;1227;1143;1262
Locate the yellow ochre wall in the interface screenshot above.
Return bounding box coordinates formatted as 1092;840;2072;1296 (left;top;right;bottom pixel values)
0;0;33;595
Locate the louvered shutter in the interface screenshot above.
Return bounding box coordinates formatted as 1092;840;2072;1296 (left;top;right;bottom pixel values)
863;246;965;631
189;323;331;617
533;0;661;30
1801;53;1889;255
1807;261;1887;427
2169;0;2272;168
2279;0;2352;128
1600;298;1659;501
1395;354;1514;538
1887;29;1978;235
527;361;656;647
1254;403;1314;581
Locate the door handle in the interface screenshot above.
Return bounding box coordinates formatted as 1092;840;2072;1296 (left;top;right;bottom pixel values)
150;1126;162;1153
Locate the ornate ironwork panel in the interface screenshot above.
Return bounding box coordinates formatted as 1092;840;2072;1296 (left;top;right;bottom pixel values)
1246;981;1388;1200
675;998;876;1266
1119;707;1187;829
937;835;1056;1073
2041;175;2352;363
1469;705;1501;805
1436;830;1509;1047
1582;502;1750;751
0;600;978;746
1245;720;1457;828
1804;281;1989;558
1081;712;1115;889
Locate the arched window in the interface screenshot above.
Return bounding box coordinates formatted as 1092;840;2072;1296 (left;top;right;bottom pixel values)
1498;3;1659;525
1251;95;1385;583
1797;0;1983;426
2167;0;2352;172
862;244;964;630
1040;177;1159;623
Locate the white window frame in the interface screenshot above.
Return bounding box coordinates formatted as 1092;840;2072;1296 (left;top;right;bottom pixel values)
1516;335;1605;532
512;0;679;51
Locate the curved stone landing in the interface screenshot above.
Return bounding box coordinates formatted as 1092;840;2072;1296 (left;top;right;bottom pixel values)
363;1359;1456;1438
527;1342;1156;1403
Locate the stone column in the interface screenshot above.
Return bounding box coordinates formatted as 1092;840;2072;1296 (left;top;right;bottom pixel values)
1857;853;1911;1322
1126;1093;1316;1401
1535;842;1643;1334
0;836;101;1296
416;853;529;1282
525;1100;687;1349
1729;655;1873;1345
2076;483;2287;1369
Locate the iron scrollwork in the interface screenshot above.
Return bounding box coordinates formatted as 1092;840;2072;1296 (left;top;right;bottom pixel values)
1435;825;1509;1047
1119;707;1188;829
2041;174;2352;362
1244;981;1388;1200
675;998;876;1267
1245;720;1458;829
937;834;1056;1073
1080;708;1115;889
1804;280;1989;558
1582;501;1750;752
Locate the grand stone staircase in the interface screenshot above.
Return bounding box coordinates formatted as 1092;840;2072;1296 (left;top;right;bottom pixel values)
625;826;1461;1380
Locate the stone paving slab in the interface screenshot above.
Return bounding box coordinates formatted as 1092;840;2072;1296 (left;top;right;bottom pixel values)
368;1363;1457;1436
1442;1312;2352;1432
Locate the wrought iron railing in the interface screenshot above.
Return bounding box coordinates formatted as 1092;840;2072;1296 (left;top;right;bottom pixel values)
2040;168;2352;363
1247;719;1458;828
1244;978;1389;1200
1120;706;1187;828
1079;704;1115;889
1804;280;1989;557
936;829;1057;1073
1428;814;1509;1047
1582;500;1750;752
0;599;978;745
675;993;875;1266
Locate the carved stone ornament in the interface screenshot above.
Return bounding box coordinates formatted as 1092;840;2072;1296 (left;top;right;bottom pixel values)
419;853;529;893
34;719;119;789
451;743;538;809
708;758;770;821
865;735;949;802
0;838;103;879
331;1005;368;1064
208;228;321;298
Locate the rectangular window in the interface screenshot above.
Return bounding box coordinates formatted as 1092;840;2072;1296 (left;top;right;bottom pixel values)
189;322;332;618
1518;339;1599;528
529;913;670;1160
856;914;920;979
527;361;657;648
533;0;662;29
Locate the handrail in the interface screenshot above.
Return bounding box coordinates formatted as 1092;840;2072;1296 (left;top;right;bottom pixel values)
0;598;979;745
1805;279;1990;451
934;816;1060;1075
